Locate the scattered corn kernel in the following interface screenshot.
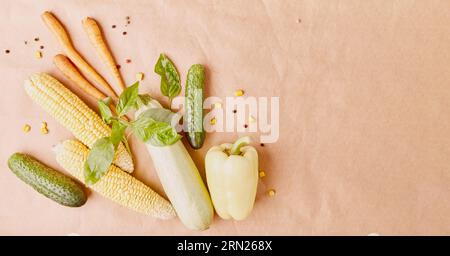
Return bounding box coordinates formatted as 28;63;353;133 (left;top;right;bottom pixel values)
213;102;222;109
41;122;47;129
267;189;276;197
249;115;256;123
40;127;49;134
234;89;244;97
35;51;42;59
136;72;144;81
259;171;266;178
23;124;31;133
210;117;217;125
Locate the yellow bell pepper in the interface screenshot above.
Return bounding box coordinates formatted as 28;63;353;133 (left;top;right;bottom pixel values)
205;136;258;220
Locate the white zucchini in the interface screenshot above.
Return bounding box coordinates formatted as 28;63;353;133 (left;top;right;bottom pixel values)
135;100;214;230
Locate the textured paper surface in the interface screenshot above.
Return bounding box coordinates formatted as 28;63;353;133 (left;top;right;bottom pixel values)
1;0;450;235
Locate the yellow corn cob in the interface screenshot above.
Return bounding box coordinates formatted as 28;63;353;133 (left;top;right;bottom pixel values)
54;139;176;219
24;73;133;172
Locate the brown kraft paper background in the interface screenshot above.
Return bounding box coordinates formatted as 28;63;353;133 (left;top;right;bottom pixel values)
1;0;450;235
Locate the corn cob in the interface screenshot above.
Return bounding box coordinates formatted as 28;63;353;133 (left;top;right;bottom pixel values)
24;73;133;172
54;139;176;219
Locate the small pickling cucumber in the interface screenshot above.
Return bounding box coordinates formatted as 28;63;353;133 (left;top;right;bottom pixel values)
8;153;87;207
185;64;206;149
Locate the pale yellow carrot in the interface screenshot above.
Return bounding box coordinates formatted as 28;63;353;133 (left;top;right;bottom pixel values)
83;17;126;93
53;54;123;118
41;11;118;99
54;54;107;101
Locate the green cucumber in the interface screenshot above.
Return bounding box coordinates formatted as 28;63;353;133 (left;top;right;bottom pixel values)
8;153;87;207
185;64;206;149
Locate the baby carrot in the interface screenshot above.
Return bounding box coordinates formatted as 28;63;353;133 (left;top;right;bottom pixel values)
41;11;118;99
83;17;126;93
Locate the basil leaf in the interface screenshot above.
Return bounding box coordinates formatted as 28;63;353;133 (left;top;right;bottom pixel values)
131;113;181;146
110;120;127;149
122;135;132;155
136;108;180;125
116;82;139;116
135;94;152;109
147;122;182;146
84;137;115;185
154;54;181;101
131;118;159;142
98;97;113;124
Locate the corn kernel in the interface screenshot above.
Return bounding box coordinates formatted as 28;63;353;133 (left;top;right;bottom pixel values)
23;124;31;133
249;115;256;123
136;72;144;81
267;189;276;197
259;171;266;178
40;127;49;134
213;102;222;109
210;117;217;125
54;140;176;219
234;89;244;97
35;51;42;59
41;122;47;129
24;73;134;172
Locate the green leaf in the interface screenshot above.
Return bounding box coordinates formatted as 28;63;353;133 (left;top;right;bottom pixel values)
116;82;139;116
84;137;115;185
110;120;128;149
122;135;132;155
148;123;182;146
154;54;181;101
131;111;181;146
98;97;113;124
136;108;180;125
131;118;160;142
135;121;181;146
135;94;152;109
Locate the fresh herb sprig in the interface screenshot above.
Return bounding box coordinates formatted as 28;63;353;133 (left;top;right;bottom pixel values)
154;54;181;108
84;81;181;185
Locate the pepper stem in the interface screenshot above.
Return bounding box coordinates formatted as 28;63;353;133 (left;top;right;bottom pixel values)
230;136;252;155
